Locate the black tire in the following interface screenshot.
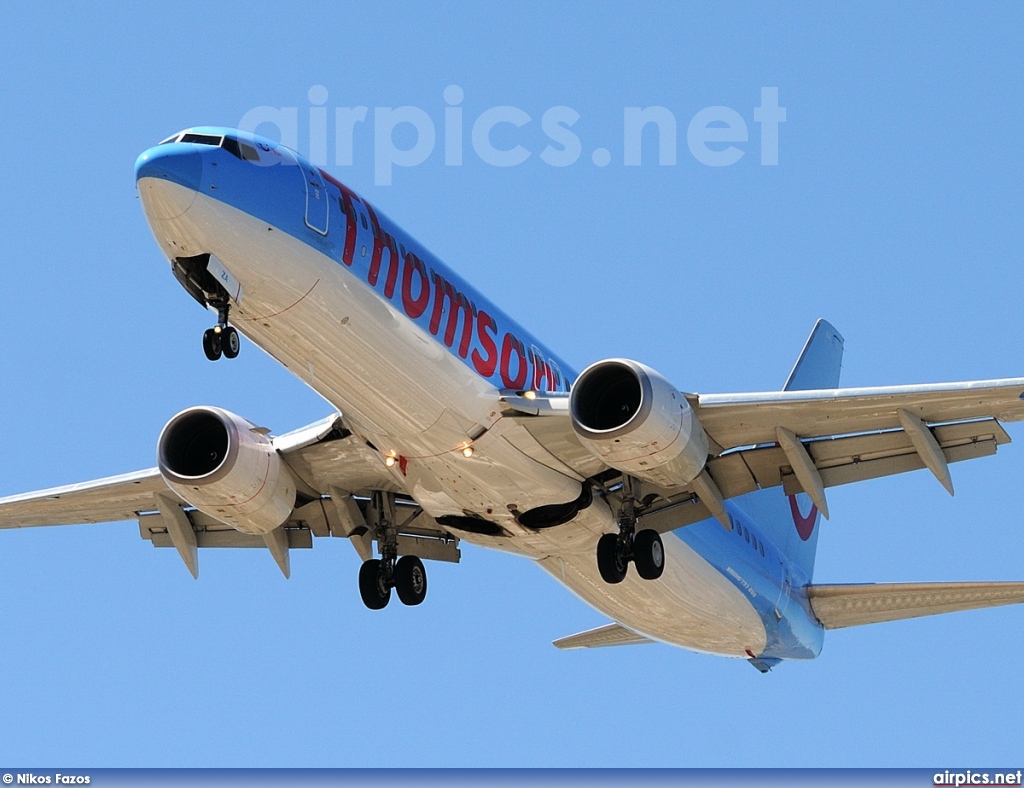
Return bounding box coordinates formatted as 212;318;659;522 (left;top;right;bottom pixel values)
597;533;628;584
634;529;665;580
222;326;240;359
358;559;391;610
202;328;222;361
394;555;427;606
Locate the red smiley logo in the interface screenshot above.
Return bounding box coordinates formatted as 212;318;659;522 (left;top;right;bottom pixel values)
788;495;818;541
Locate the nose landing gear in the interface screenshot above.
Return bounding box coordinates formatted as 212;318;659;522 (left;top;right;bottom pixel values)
202;301;240;361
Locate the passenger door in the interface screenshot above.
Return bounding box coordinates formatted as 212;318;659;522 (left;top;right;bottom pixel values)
297;157;329;235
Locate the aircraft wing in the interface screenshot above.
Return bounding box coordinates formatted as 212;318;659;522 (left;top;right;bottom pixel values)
0;468;178;529
0;414;396;530
692;378;1024;450
502;378;1024;530
0;413;457;577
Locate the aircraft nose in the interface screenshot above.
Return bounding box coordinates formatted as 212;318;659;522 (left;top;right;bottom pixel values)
135;145;203;190
135;146;203;220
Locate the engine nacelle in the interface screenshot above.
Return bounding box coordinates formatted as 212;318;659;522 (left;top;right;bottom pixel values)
157;406;296;535
569;359;709;489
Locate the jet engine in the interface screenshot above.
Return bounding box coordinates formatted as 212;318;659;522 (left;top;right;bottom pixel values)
157;406;296;535
569;359;709;489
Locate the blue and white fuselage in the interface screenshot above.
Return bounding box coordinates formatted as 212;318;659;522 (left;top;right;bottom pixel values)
135;127;825;663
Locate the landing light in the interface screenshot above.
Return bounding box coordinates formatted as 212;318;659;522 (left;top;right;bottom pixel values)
461;446;475;458
384;455;397;467
523;390;537;401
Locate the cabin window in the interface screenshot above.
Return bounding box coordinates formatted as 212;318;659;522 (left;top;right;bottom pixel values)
361;214;368;230
759;543;765;558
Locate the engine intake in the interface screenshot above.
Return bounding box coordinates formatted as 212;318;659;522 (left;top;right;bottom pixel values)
158;406;296;535
569;359;708;489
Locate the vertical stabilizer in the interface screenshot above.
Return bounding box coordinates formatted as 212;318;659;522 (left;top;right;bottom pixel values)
735;319;844;581
783;319;844;392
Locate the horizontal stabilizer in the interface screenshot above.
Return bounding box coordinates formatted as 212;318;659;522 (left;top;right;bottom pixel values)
553;623;654;650
808;581;1024;630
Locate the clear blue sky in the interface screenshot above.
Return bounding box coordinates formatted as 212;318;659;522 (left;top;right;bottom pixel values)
1;1;1023;767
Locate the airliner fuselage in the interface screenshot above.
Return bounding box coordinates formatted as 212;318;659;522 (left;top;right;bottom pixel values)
135;128;821;664
5;126;1017;673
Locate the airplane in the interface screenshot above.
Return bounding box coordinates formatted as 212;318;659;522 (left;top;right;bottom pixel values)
3;126;1024;672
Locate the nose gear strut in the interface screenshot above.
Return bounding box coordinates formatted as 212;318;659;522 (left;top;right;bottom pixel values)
202;299;240;361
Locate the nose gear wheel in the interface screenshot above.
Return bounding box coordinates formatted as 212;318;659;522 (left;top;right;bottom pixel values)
202;300;240;361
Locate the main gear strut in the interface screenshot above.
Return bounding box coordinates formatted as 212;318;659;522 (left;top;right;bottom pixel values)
357;490;427;609
596;475;665;584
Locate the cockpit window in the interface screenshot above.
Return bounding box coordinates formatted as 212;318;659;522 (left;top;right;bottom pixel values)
179;133;223;146
221;136;261;162
158;134;181;145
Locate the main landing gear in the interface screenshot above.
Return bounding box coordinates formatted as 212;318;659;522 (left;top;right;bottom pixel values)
202;301;240;361
358;491;428;610
596;475;665;584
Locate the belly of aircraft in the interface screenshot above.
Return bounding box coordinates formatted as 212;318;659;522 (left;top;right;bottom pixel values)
537;516;767;657
144;183;580;514
142;180;766;657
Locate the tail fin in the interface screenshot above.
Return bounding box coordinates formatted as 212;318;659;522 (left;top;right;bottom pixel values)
735;319;844;581
783;319;844;393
